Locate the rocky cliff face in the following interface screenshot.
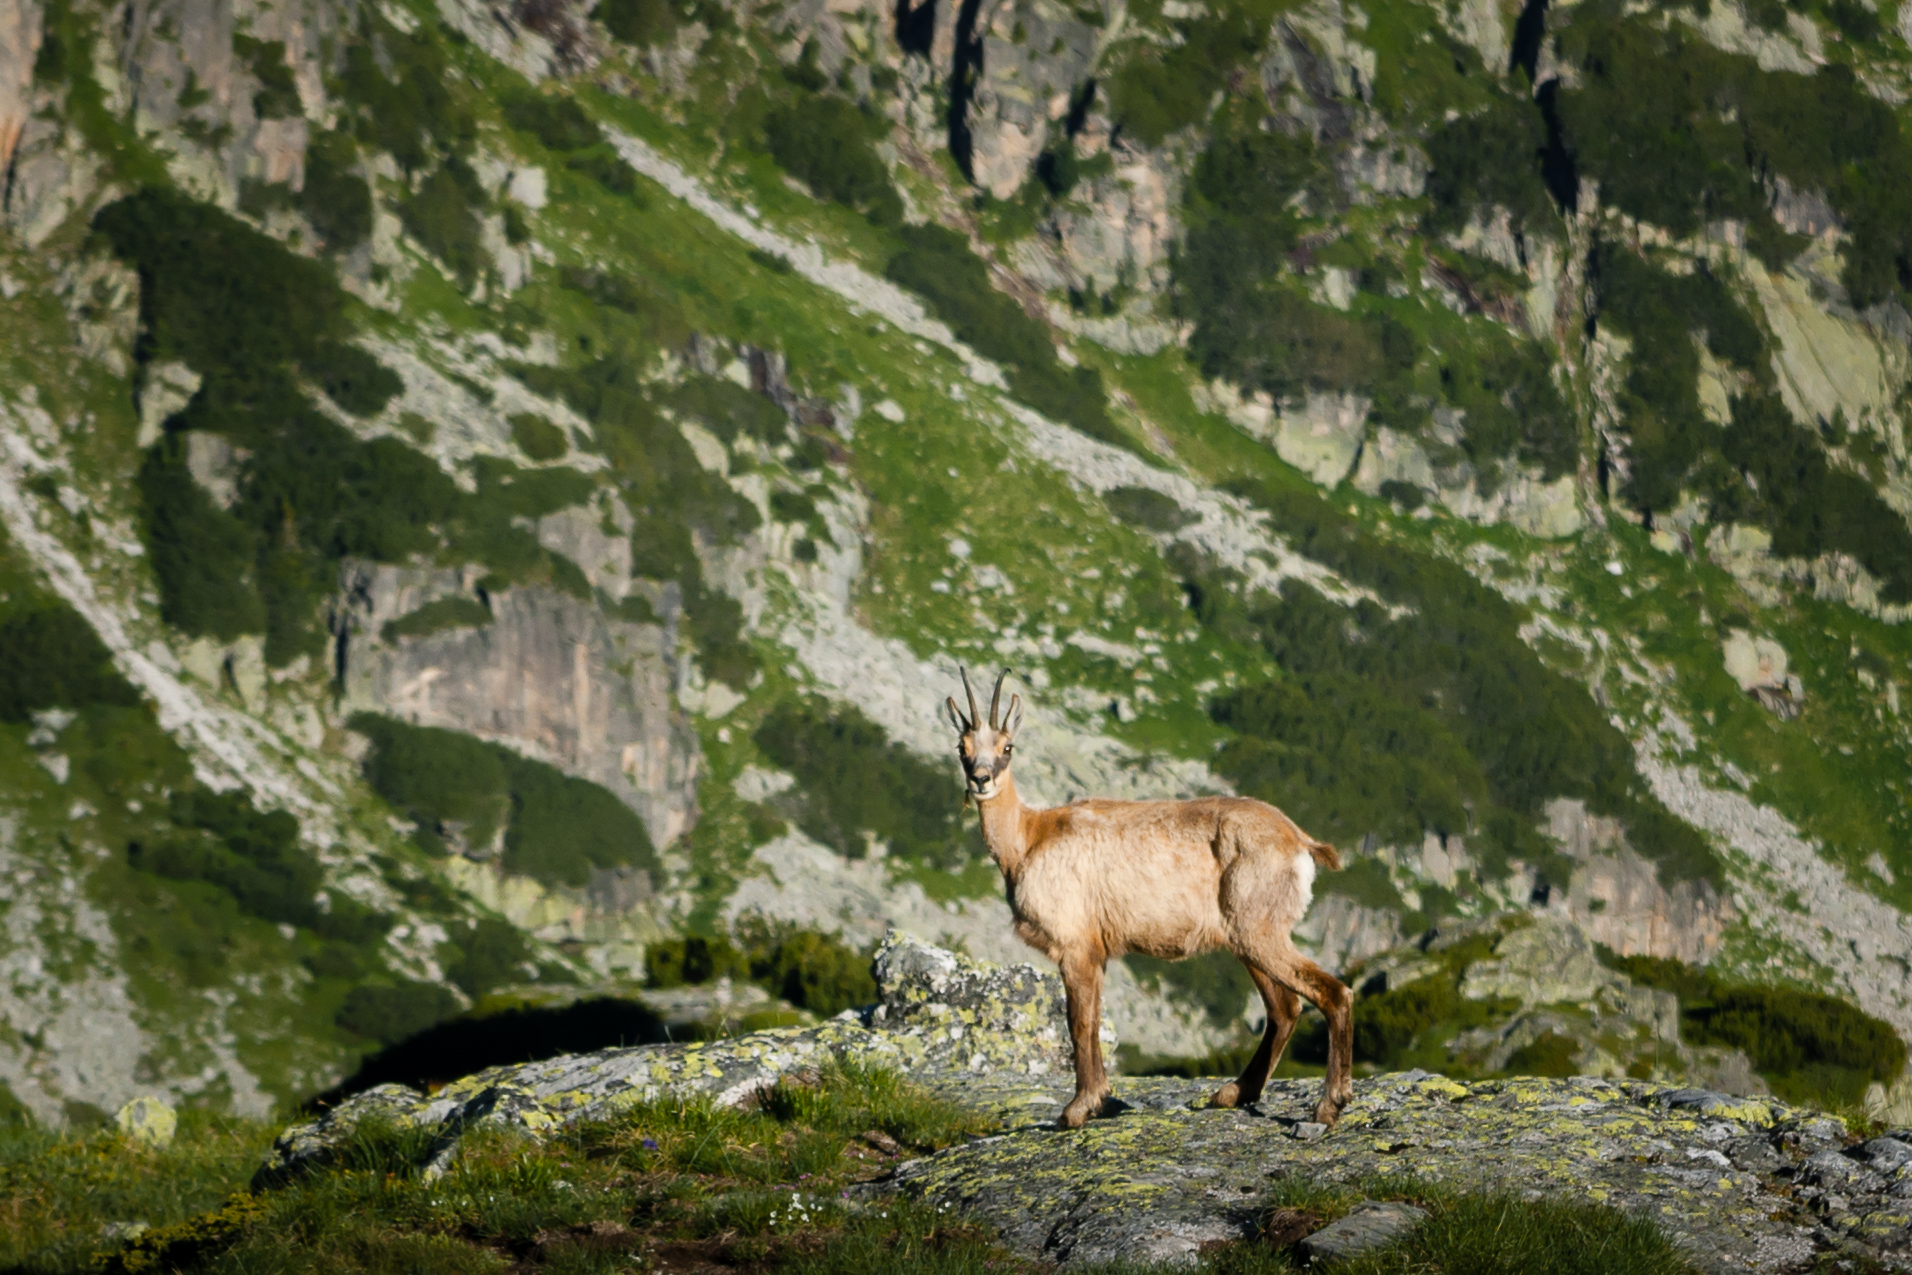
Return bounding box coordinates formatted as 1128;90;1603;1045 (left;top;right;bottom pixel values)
2;0;1912;1124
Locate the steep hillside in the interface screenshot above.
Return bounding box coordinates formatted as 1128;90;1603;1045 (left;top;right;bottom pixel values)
2;0;1911;1124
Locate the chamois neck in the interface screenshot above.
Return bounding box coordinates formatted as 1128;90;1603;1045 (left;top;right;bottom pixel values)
976;772;1033;880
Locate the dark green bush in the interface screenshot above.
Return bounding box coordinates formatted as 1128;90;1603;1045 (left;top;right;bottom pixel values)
134;442;267;641
1126;950;1257;1031
646;934;749;988
664;375;788;445
352;714;510;853
1106;0;1276;145
1104;485;1196;532
741;923;877;1015
1440;337;1577;480
127;789;334;932
755;696;971;870
0;607;139;721
1424;96;1557;236
597;0;680;47
336;982;461;1043
502;89;601;152
352;714;658;888
501;752;658;888
1609;951;1905;1104
509;413;569;460
399;160;485;287
441;918;534;998
300;129;373;252
381;595;492;643
1712;392;1912;604
885;225;1120;444
646;925;875;1015
764;92;902;225
94;189;344;389
1501;1030;1579;1077
232;34;300;119
1690;985;1905;1104
302;342;403;417
338;19;473;174
1555;15;1912;305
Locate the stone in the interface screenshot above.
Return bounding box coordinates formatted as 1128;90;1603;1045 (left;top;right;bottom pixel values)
261;935;1087;1181
115;1096;177;1148
1298;1201;1429;1261
1458;915;1624;1006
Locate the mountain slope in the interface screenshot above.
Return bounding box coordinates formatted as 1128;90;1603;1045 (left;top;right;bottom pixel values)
1;0;1910;1122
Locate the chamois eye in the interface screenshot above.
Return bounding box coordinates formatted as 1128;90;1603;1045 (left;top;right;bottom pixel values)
1003;744;1013;756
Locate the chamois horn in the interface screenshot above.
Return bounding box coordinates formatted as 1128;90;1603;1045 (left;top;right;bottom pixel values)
990;668;1008;729
960;666;981;730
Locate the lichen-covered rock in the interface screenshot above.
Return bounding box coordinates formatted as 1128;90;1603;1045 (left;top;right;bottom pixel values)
881;1071;1880;1271
866;930;1103;1083
262;935;1083;1177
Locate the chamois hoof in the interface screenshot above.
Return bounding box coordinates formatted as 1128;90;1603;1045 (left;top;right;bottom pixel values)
1059;1094;1112;1129
1312;1091;1350;1128
1207;1083;1243;1109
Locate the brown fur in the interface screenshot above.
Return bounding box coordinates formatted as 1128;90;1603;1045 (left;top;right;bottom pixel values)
947;672;1354;1130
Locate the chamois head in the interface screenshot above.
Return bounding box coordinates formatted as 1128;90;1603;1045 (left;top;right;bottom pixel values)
946;667;1022;801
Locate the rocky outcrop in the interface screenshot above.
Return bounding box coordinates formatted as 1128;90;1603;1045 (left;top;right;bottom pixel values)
890;1074;1865;1271
334;561;699;851
261;933;1101;1178
260;938;1903;1272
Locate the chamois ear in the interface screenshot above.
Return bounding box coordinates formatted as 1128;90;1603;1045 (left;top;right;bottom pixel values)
1005;693;1023;736
945;695;969;734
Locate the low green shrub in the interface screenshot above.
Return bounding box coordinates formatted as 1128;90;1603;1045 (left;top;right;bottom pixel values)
134;441;267;642
754;696;971;870
885;225;1120;444
664;374;788;444
351;714;659;888
1202;481;1722;888
1501;1030;1579;1078
399;160;486;287
336;981;462;1043
1106;0;1278;146
352;715;511;853
302;341;403;417
1104;485;1197;532
646;924;875;1015
501;751;657;888
508;413;569;460
0;606;139;721
502;89;601;152
338;16;473;174
1603;950;1905;1103
381;595;493;643
232;34;299;119
1423;95;1557;237
299;128;373;252
441;918;535;998
764;91;902;225
598;0;680;46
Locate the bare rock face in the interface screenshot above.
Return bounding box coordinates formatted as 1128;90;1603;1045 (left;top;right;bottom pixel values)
333;561;699;852
1541;799;1732;966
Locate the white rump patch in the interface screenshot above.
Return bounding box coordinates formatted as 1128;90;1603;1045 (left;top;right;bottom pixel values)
1294;850;1316;909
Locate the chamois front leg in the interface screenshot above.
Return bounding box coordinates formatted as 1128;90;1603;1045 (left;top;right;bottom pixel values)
1058;951;1111;1130
1209;967;1299;1110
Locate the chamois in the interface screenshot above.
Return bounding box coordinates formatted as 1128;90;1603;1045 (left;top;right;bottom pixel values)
947;668;1354;1130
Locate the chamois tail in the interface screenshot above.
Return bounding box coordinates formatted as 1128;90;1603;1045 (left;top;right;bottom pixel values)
1306;839;1342;872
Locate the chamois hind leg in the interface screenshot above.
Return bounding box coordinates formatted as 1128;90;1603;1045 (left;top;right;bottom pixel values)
1058;951;1112;1130
1208;966;1300;1110
1241;940;1353;1127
